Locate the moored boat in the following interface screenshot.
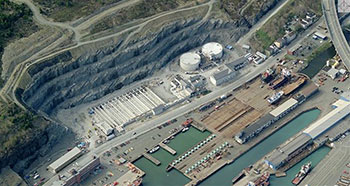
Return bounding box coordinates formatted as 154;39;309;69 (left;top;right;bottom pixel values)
292;162;312;185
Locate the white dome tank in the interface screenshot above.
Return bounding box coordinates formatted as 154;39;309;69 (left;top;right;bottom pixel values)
180;52;201;71
202;42;223;60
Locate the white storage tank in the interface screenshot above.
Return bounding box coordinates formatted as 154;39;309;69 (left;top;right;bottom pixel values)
202;42;223;60
180;52;201;71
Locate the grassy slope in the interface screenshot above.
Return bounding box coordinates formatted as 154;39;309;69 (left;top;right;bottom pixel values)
0;0;38;87
0;102;48;160
91;0;202;34
250;0;322;51
33;0;123;22
0;0;46;166
220;0;248;20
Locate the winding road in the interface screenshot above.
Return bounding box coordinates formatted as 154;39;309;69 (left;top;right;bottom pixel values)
11;0;81;42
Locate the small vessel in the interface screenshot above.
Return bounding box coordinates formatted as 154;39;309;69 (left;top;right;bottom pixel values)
249;172;270;186
182;127;189;132
149;146;160;154
261;68;275;83
292;162;312;185
267;91;284;104
128;178;142;186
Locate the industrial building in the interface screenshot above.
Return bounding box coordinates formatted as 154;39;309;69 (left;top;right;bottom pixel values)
180;52;201;71
210;57;248;86
265;93;350;170
303;98;350;139
269;98;299;118
48;156;100;186
265;133;312;170
95;121;114;136
235;98;300;144
235;114;275;144
90;86;165;135
48;147;82;173
202;42;223;60
170;75;194;98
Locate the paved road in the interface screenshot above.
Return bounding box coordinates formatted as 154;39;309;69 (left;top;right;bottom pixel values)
323;0;350;69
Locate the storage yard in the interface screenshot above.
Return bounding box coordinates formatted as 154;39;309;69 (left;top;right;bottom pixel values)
234;77;276;113
202;98;262;138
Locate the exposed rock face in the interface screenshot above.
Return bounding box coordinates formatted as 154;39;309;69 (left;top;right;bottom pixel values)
21;18;250;115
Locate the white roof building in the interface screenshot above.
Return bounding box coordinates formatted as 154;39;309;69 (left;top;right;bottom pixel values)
48;147;82;173
269;98;298;117
303;99;350;139
326;68;339;79
96;121;114;136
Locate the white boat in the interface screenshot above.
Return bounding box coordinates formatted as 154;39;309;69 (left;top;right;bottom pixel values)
149;146;160;154
182;127;189;132
267;91;284;104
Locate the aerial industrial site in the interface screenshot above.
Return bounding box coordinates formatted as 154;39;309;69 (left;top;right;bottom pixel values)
1;0;350;186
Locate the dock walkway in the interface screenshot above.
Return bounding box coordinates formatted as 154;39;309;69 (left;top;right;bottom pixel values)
159;143;177;155
142;153;161;166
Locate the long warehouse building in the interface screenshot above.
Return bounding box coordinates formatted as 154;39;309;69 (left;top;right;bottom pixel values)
48;147;82;173
265;133;312;170
235;98;299;144
265;92;350;170
303;97;350;139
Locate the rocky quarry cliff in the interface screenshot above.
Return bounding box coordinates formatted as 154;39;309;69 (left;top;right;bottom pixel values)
21;18;250;116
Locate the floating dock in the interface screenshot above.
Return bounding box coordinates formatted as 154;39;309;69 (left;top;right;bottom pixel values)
159;143;176;155
142;153;161;166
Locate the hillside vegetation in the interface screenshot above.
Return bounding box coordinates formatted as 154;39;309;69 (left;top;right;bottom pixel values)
91;0;206;34
0;102;48;163
33;0;123;22
250;0;322;51
0;0;38;87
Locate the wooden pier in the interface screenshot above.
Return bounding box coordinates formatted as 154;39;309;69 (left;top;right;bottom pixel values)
159;143;177;155
142;153;161;166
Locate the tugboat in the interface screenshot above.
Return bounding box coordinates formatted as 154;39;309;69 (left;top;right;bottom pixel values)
292;162;312;185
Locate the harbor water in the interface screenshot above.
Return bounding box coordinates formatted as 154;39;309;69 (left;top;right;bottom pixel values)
200;109;321;186
133;127;211;186
134;109;321;186
300;45;336;78
269;145;331;186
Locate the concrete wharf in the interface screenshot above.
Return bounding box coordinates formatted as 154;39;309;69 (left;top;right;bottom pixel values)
142;153;161;166
159;143;177;155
